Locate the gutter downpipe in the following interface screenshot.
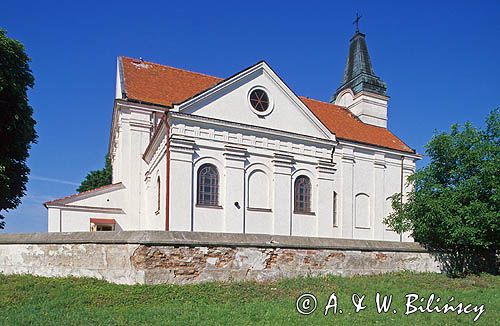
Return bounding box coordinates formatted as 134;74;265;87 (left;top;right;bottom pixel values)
165;113;170;231
400;155;404;242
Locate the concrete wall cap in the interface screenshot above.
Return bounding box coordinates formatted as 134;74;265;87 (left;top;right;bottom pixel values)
0;231;428;253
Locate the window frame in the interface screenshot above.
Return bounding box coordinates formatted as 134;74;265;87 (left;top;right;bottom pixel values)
293;175;313;214
96;224;115;231
90;223;115;232
247;86;274;117
197;163;220;207
156;176;161;214
333;191;338;226
249;89;269;112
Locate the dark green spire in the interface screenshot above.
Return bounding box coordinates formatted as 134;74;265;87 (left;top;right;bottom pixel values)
332;31;387;101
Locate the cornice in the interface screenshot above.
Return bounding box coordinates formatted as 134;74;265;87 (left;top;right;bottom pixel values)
45;204;125;214
337;139;421;159
169;112;335;148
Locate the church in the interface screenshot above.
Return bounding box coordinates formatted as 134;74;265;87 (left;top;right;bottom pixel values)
45;28;419;241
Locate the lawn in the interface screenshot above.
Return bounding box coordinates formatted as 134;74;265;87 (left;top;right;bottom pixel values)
0;272;498;325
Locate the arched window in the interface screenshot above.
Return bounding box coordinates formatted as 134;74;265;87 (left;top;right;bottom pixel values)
333;191;338;226
294;175;311;213
197;164;219;206
156;176;161;212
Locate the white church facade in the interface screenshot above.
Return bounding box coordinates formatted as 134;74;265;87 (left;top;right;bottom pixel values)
45;30;419;241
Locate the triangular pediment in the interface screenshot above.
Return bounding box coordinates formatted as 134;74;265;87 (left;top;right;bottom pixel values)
173;61;334;140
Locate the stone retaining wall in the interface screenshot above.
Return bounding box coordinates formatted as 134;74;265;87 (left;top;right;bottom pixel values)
0;231;441;284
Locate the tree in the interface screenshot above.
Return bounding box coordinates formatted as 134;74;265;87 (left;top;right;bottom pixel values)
385;109;499;277
77;155;112;193
0;29;37;229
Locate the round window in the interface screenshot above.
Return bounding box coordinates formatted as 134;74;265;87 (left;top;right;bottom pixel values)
249;89;269;112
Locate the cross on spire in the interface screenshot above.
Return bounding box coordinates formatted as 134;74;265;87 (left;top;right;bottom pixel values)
353;13;362;32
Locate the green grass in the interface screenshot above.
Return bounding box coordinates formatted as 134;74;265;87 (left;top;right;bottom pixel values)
0;272;498;325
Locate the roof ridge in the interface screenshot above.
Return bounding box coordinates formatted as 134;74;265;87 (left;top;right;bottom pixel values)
299;96;367;124
299;96;345;109
120;56;223;81
300;96;415;152
43;182;123;206
300;97;411;137
120;57;349;113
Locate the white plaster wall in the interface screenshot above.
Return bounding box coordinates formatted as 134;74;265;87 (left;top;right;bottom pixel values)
247;169;270;209
168;137;195;232
165;114;416;242
169;116;336;237
47;208;61;232
69;187;125;208
353;151;375;240
181;68;330;140
50;107;416;242
245;163;274;234
401;157;416;242
223;148;246;233
291;166;318;237
335;89;389;128
331;154;342;239
383;157;403;241
349;95;388;128
320;143;416;242
193;154;226;232
143;154;167;231
49;209;121;233
109;104;157;231
57;210;126;232
47;185;127;232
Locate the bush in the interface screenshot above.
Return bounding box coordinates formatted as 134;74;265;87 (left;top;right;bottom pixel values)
385;109;499;277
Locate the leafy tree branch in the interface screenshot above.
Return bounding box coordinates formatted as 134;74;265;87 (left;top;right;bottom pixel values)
385;109;499;277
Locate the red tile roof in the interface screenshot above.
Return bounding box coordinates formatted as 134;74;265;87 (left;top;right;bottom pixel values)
43;182;124;207
120;56;415;153
300;97;414;153
121;57;223;106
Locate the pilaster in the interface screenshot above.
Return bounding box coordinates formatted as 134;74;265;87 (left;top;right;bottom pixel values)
401;157;416;242
272;154;294;235
373;152;386;240
223;145;247;233
340;146;355;238
316;160;337;237
168;136;195;231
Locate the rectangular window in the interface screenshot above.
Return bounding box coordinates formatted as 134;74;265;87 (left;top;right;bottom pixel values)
90;223;115;232
97;224;114;231
90;218;116;232
333;191;338;227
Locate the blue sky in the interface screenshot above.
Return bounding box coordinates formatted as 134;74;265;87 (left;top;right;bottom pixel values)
1;0;499;233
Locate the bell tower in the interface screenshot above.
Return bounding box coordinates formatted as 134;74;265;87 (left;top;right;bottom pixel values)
332;15;389;128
